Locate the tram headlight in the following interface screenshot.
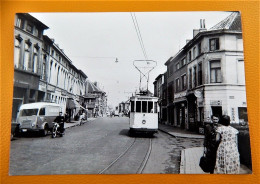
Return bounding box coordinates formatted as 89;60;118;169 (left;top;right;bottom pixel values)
142;120;146;124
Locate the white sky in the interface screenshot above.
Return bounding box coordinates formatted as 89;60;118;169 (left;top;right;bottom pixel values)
31;11;232;108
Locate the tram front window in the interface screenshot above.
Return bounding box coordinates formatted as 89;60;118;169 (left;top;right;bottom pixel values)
142;101;147;113
136;101;141;112
148;101;153;113
131;101;135;112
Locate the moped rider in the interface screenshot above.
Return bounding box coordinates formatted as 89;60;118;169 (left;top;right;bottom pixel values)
54;112;65;135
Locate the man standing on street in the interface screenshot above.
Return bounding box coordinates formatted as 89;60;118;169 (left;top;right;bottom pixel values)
204;115;220;174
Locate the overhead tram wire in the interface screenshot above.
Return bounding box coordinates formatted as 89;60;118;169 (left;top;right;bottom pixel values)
130;13;149;61
133;13;148;61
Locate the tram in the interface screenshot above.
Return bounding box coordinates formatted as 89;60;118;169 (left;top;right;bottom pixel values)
129;92;158;135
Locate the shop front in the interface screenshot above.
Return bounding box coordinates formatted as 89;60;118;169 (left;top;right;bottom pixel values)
173;91;188;129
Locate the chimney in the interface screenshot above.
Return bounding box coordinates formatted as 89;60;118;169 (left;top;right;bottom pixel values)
193;29;200;37
199;19;207;32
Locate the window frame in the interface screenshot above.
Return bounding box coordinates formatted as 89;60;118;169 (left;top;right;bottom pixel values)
198;63;202;85
198;42;202;55
210;60;222;83
26;23;33;33
209;38;220;51
193;66;197;87
181;74;187;90
175;78;180;92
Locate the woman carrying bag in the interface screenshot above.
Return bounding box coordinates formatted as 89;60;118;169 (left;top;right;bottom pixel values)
214;115;240;174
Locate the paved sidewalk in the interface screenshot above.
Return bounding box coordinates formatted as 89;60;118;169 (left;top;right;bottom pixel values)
180;147;252;174
64;117;96;129
158;123;204;139
158;123;252;174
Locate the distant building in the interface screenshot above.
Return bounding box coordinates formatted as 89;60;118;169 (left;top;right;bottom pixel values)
84;80;107;117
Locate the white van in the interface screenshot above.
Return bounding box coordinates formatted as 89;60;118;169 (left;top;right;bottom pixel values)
17;102;62;136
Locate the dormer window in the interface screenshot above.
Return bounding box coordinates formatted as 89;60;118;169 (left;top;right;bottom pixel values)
16;18;24;29
26;24;33;33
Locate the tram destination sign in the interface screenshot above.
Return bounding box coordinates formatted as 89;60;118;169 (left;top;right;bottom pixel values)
137;97;153;100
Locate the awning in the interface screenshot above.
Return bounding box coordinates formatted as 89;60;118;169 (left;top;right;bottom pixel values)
67;99;87;115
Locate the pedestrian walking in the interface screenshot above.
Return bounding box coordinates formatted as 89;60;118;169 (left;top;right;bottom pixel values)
203;115;220;174
214;115;240;174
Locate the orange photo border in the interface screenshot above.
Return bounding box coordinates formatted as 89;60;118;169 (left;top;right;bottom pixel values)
1;1;259;184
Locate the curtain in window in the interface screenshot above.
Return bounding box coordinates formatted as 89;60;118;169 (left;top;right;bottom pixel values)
14;39;20;68
33;55;38;73
24;43;30;70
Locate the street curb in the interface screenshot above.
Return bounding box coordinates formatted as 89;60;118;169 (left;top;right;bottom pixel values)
159;128;204;139
180;149;185;174
158;128;177;138
65;119;96;129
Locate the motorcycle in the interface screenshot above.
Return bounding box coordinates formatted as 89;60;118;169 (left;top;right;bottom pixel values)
79;113;87;126
52;122;64;138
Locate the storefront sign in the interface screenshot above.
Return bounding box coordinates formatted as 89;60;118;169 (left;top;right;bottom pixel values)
47;85;55;92
210;100;222;106
174;91;187;99
38;84;46;91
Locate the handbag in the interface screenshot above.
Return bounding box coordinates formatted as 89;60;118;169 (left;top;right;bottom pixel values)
199;147;213;173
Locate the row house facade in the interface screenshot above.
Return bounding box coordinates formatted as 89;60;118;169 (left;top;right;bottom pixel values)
162;12;247;130
84;80;107;117
153;73;167;123
12;13;89;122
13;13;49;121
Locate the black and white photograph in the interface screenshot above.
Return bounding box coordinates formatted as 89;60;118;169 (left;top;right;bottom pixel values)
10;11;252;175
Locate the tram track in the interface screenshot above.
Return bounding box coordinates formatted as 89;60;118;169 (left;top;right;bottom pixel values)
98;137;153;174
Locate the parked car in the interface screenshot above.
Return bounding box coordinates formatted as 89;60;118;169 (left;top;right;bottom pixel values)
114;110;119;117
17;102;62;136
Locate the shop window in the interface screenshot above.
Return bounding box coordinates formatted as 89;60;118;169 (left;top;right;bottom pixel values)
238;107;248;124
210;60;221;83
211;106;222;117
209;38;219;51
